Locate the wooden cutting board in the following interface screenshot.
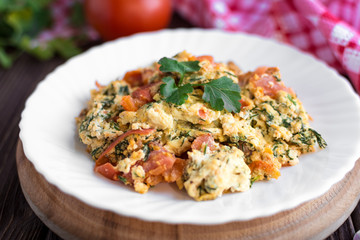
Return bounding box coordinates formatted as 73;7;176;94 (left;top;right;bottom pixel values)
16;140;360;240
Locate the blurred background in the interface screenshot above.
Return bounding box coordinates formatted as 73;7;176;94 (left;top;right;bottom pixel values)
1;0;360;94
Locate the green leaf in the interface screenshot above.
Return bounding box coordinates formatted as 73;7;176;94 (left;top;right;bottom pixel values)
202;76;242;113
160;76;177;97
49;38;82;58
160;76;193;105
20;36;54;60
158;57;200;85
69;1;85;28
0;47;13;68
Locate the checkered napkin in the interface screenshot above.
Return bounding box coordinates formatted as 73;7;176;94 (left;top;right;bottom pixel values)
174;0;360;93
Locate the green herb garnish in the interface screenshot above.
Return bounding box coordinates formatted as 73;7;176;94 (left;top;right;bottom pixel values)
201;76;242;113
158;57;200;85
158;57;242;113
160;76;193;105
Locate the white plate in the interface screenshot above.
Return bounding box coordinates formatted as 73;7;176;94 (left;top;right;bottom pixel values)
19;29;360;224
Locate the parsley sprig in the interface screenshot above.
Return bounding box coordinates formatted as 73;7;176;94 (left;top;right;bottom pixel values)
160;76;193;105
159;57;242;113
158;57;201;85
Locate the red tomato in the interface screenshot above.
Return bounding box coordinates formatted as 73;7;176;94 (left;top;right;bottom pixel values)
191;134;217;152
85;0;172;41
94;163;119;181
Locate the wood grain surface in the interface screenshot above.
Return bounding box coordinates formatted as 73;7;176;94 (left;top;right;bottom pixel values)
16;140;360;240
0;13;359;240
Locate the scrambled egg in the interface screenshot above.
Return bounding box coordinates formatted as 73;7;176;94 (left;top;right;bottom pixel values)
76;51;326;201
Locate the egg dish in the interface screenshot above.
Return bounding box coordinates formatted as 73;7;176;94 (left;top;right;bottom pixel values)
76;51;326;201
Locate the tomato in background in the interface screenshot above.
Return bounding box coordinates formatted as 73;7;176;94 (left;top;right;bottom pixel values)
84;0;172;41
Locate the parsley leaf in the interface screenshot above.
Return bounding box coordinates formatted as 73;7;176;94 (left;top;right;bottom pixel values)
158;57;242;113
202;76;242;113
158;57;200;85
160;76;193;105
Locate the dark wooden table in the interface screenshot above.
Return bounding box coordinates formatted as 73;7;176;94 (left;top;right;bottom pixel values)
0;13;359;240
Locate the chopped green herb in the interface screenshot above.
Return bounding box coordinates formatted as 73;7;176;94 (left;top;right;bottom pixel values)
114;139;129;158
282;118;292;128
286;149;294;160
101;95;115;109
272;145;279;157
110;121;120;131
91;147;102;157
118;85;129;95
188;76;203;82
309;128;327;148
118;176;127;184
80;114;94;132
224;71;237;77
250;176;260;187
142;144;150;162
287;94;297;106
274;75;281;82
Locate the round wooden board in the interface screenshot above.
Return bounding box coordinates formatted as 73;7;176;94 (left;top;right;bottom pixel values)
16;140;360;240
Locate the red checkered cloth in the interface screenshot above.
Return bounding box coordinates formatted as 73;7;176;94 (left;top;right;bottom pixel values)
174;0;360;93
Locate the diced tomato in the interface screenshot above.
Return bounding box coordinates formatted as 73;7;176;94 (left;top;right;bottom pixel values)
120;95;138;111
162;158;186;182
252;67;294;98
123;70;143;87
196;55;214;63
121;82;160;111
141;68;156;84
131;86;153;103
94;162;119;181
142;150;176;175
198;108;207;119
145;175;163;186
191;134;217;152
248;160;280;179
96;128;155;166
95;80;104;89
254;66;269;76
239;99;249;109
121;170;134;184
253;75;294;98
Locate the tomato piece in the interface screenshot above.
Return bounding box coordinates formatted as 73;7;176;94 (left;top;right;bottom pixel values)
254;66;269;76
94;162;119;181
95;81;104;89
123;70;143;87
121;82;160;111
196;55;214;63
252;67;294;98
85;0;172;41
143;150;176;175
248;161;281;179
162;158;186;182
96;128;155;166
198;108;207;119
131;86;153;103
191;134;217;152
145;175;163;186
120;95;138;111
240;99;249;109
